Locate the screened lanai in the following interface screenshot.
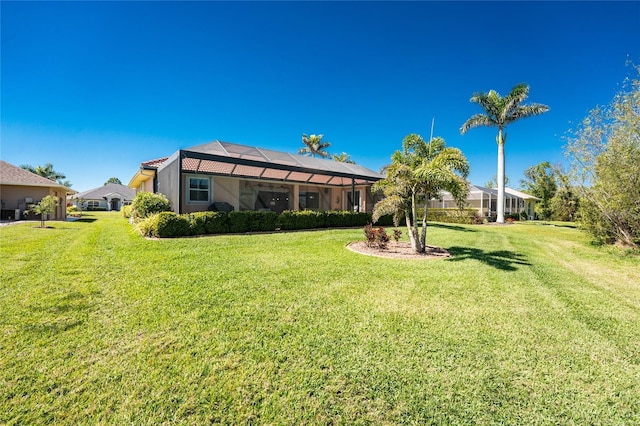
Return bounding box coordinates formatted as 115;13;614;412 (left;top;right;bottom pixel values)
142;141;385;215
428;185;539;219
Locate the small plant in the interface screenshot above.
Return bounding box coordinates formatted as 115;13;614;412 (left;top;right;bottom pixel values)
393;228;402;242
363;223;390;250
30;195;59;227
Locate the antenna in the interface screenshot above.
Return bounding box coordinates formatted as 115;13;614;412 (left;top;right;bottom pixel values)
429;117;435;141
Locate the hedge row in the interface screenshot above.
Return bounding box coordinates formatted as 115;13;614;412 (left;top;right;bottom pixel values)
138;210;395;238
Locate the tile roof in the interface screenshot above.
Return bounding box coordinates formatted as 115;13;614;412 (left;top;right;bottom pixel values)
141;157;168;169
0;160;73;190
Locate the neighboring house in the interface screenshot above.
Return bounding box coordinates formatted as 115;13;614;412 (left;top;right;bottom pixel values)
429;184;540;220
128;140;384;214
0;160;75;221
72;183;136;211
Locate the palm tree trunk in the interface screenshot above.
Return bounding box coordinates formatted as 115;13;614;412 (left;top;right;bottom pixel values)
419;200;428;253
408;191;420;252
497;129;505;224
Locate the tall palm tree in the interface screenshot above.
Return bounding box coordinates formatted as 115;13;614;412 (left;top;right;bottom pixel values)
298;134;331;158
460;83;549;223
373;134;469;253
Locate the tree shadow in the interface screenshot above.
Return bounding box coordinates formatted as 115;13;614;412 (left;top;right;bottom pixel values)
446;246;531;271
426;223;478;232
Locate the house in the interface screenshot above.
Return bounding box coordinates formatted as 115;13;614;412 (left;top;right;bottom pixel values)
0;160;75;221
128;140;384;214
429;184;540;220
71;183;137;211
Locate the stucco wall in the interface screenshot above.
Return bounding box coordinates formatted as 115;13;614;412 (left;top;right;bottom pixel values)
0;185;66;220
157;153;181;213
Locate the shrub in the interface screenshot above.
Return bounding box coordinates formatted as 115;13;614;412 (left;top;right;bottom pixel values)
139;212;191;238
190;211;229;234
121;205;133;218
393;228;402;242
363;223;390;249
228;211;278;233
278;210;325;230
131;192;171;220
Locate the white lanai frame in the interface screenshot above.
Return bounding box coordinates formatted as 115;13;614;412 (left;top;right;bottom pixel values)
429;185;539;219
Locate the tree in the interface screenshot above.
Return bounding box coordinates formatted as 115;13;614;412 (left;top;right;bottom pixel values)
29;195;59;227
484;174;510;189
298;134;331;158
20;163;71;187
460;83;549;223
105;177;122;185
520;161;557;221
549;165;579;221
565;65;640;247
372;134;469;253
332;152;355;163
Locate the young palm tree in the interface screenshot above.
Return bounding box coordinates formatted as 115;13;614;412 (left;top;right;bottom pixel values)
332;152;355;163
373;134;469;253
460;83;549;223
298;134;331;158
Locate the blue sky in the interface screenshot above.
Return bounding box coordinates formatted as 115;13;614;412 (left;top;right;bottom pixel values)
2;1;639;192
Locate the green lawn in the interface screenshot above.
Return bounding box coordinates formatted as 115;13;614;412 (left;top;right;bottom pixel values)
1;212;639;424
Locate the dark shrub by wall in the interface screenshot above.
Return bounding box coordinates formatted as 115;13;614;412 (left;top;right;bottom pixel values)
228;211;278;233
190;211;229;234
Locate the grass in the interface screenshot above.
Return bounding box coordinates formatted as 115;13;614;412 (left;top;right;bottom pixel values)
1;212;639;424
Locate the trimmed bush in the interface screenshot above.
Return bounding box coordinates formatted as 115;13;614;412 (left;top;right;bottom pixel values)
144;212;191;238
228;211;278;233
278;210;325;230
131;192;171;220
190;211;229;234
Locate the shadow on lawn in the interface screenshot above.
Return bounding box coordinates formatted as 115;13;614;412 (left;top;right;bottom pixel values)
427;223;477;232
446;246;530;271
26;291;100;334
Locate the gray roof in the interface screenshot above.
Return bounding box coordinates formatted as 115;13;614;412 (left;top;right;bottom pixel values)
178;140;384;185
73;183;136;201
0;160;73;191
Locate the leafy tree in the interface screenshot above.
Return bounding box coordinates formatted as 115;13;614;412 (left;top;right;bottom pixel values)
565;65;640;246
484;174;510;189
332;152;355;163
298;134;331;158
29;195;59;227
520;161;557;221
104;177;122;185
460;83;549;223
549;165;579;221
372;134;469;253
20;163;72;187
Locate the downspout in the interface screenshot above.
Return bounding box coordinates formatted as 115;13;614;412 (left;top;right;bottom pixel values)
178;150;184;214
351;177;356;212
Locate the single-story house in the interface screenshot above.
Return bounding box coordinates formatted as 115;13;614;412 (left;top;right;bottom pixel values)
71;183;137;211
429;184;540;220
128;140;385;214
0;160;75;221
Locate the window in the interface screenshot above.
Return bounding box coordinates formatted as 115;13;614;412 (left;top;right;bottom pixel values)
188;176;210;203
87;200;100;209
299;191;320;210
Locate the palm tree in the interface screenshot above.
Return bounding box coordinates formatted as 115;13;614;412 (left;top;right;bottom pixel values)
20;163;69;186
460;83;549;223
332;152;355;163
373;134;469;253
298;134;331;158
